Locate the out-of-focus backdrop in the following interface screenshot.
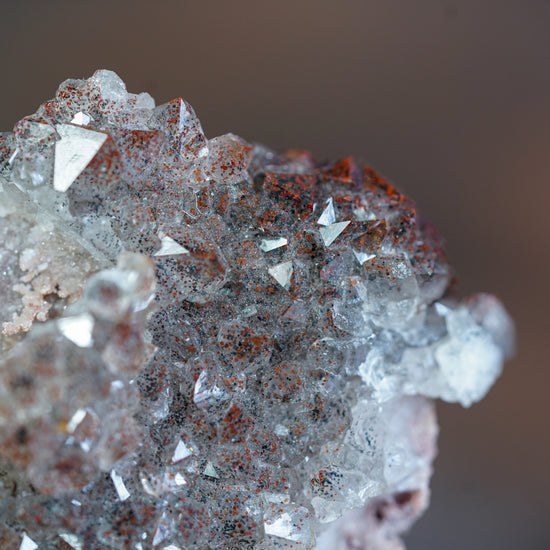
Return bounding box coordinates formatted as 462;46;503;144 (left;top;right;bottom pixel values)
1;1;548;548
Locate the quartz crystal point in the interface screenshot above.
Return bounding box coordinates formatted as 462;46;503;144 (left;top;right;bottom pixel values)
0;70;514;550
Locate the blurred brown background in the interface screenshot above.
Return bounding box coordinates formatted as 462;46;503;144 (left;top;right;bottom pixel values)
1;1;548;548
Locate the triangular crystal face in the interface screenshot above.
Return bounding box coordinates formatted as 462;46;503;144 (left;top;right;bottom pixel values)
321;156;361;186
352;249;377;265
203;461;219;479
268;261;293;289
174;472;187;486
260;238;288;252
171;439;193;463
264;504;312;544
317;197;336;226
57;313;94;348
150;98;208;164
152;512;171;546
54;124;107;192
154;234;190;257
20;534;39;550
319;221;351;246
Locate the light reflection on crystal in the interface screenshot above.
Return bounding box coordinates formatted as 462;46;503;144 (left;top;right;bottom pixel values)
264;503;313;545
174;472;187;486
193;369;225;411
19;534;38;550
268;261;293;289
154;234;190;256
57;313;94;347
111;469;131;501
260;237;288;252
203;461;219;479
242;305;258;317
274;424;290;436
53;124;107;192
434;301;452;316
352;249;377;265
66;408;87;433
171;439;193;463
152;513;171;547
319;221;351;246
70;112;92;126
317;197;336;226
111;380;125;392
0;70;513;550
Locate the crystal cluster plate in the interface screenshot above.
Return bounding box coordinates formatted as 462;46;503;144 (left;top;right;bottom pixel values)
0;71;513;550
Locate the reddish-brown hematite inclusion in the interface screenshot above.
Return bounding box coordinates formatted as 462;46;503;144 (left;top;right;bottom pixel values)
0;70;513;550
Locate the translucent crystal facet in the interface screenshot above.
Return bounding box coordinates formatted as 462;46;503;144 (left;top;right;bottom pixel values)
53;124;107;192
319;220;351;246
268;261;293;289
260;237;288;252
0;70;513;550
317;197;336;226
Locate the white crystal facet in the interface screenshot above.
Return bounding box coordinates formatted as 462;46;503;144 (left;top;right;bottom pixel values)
260;238;288;252
317;198;336;226
203;461;219;478
154;234;190;256
352;249;377;265
58;313;94;348
171;439;193;463
70;112;92;126
111;469;131;501
53;124;107;192
319;221;351;246
90;69;128;102
264;504;313;545
19;534;38;550
174;472;187;486
66;408;87;433
268;261;293;289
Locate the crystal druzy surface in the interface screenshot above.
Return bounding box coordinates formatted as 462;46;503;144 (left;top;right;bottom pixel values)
0;71;513;550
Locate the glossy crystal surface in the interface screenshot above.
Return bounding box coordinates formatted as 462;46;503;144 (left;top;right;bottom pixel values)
0;71;513;549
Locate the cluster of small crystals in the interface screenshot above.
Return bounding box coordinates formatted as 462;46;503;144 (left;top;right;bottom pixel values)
0;71;513;550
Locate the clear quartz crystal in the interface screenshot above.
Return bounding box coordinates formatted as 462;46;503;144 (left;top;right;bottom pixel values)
0;70;513;550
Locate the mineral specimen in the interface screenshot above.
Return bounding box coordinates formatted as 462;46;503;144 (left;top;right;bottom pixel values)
0;71;514;550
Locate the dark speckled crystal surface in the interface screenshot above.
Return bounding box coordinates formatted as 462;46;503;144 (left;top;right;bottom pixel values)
0;71;513;550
